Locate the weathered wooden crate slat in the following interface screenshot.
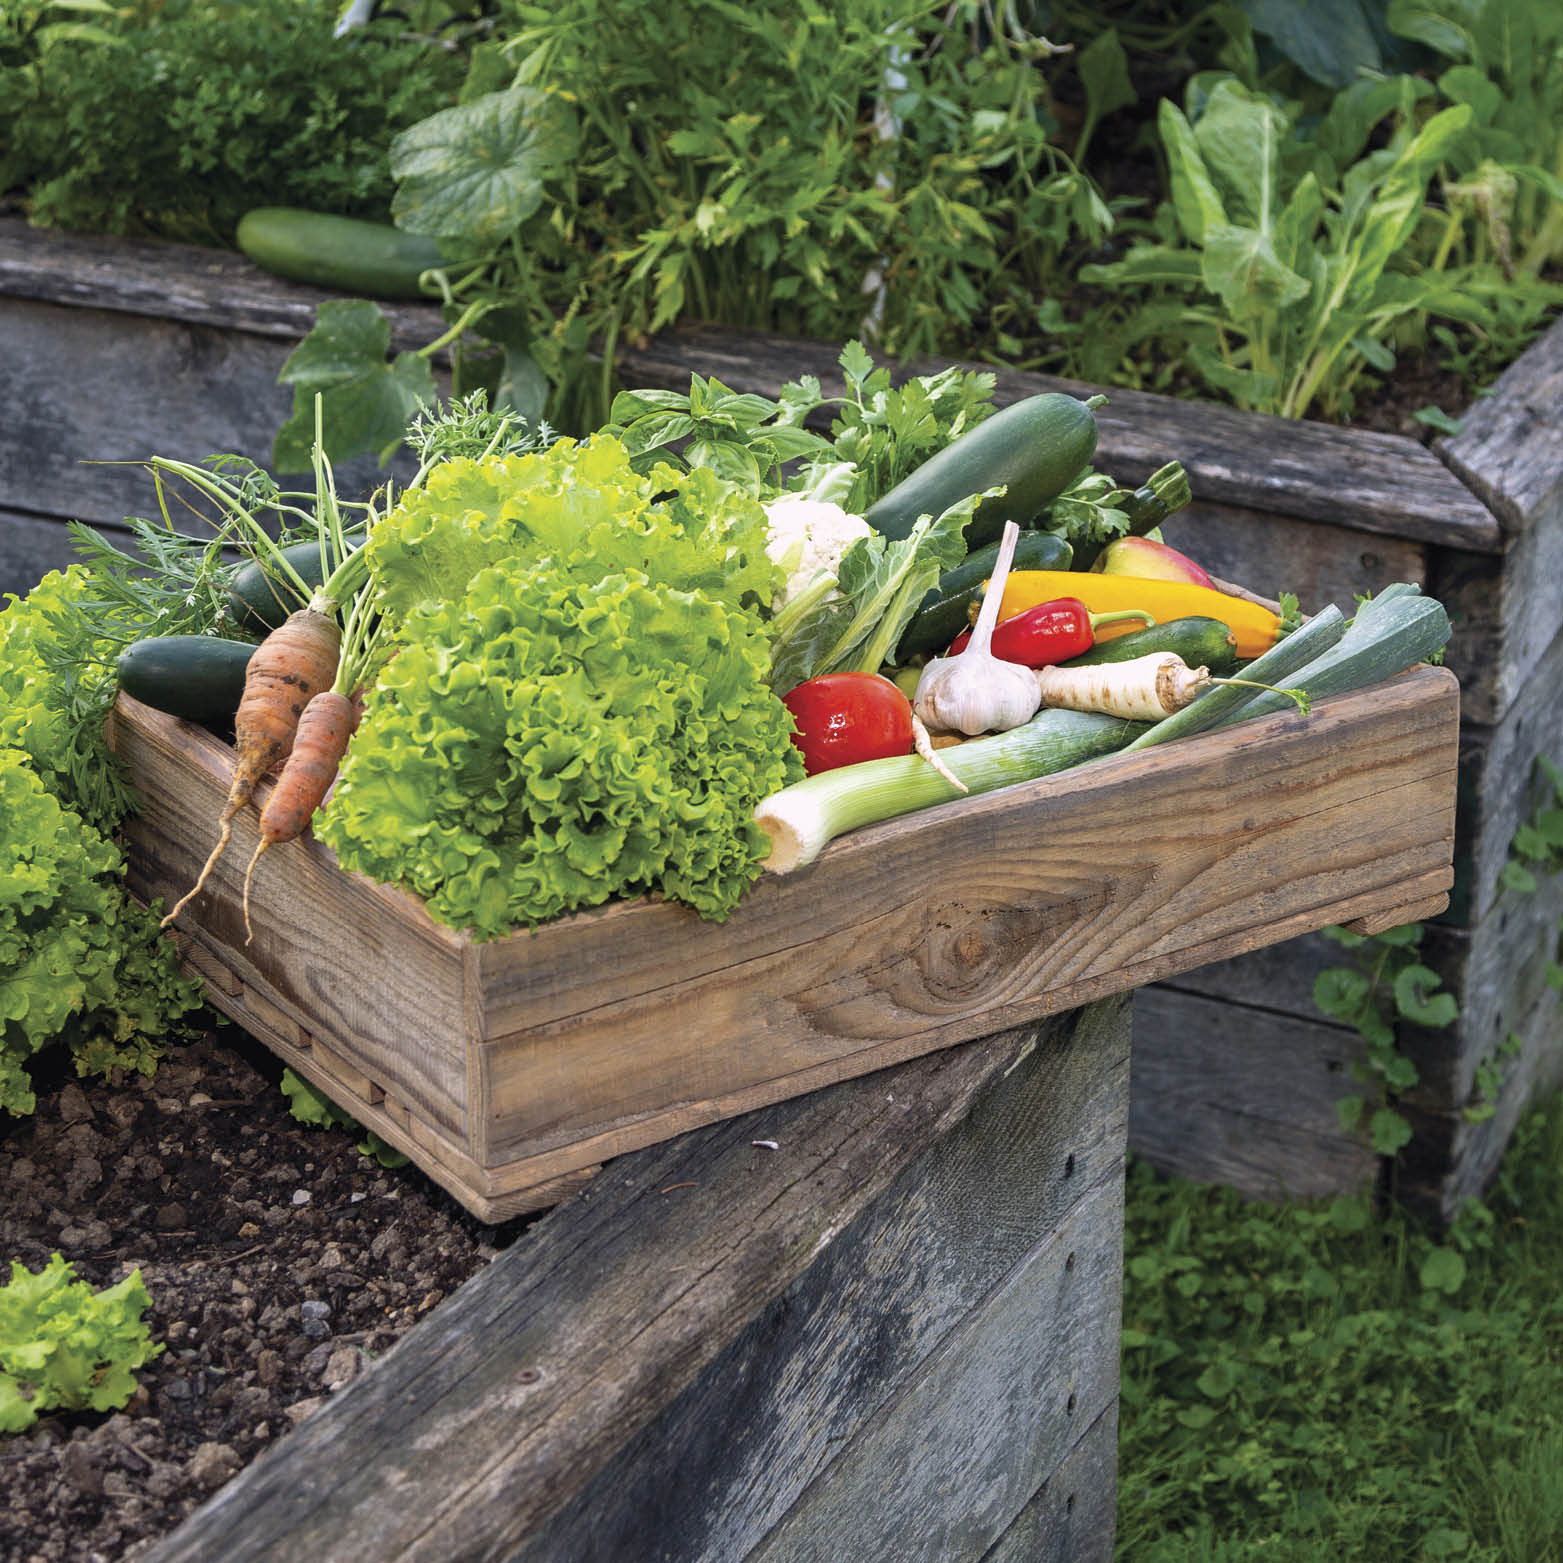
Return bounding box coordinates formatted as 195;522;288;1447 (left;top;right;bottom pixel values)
142;998;1131;1563
109;661;1456;1221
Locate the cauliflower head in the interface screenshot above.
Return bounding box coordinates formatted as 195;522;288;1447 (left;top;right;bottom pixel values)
763;495;872;613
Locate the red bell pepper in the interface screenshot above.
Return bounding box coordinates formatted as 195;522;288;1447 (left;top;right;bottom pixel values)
781;672;915;776
945;598;1153;667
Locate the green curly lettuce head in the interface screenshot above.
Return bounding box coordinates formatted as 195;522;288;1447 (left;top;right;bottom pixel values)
364;433;781;625
315;557;803;939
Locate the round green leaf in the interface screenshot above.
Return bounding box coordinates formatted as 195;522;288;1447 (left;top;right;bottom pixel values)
390;87;578;246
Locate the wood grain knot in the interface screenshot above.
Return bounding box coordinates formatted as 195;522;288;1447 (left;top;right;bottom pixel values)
915;899;1053;1003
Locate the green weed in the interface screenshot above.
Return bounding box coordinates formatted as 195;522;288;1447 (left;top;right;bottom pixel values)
1116;1087;1563;1561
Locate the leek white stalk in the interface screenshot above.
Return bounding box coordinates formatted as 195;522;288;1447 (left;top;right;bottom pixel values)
754;708;1147;873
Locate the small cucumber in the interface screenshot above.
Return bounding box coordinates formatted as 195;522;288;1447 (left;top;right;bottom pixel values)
896;530;1076;661
1058;616;1240;677
864;393;1102;549
118;636;257;724
236;207;447;299
226;541;333;634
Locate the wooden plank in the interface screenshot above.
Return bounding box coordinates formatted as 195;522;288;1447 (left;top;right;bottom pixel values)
140;1000;1129;1563
0;215;441;347
978;1403;1118;1563
106;699;473;1133
0;505;117;601
1128;985;1380;1200
512;996;1129;1563
1396;977;1563;1226
1438;311;1563;540
742;1174;1123;1563
1446;615;1563;924
472;668;1457;1162
1344;892;1451;937
0;291;428;531
615;323;1503;554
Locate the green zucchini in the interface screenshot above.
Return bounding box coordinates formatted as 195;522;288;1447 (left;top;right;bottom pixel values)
236;207;447;299
226;541;330;634
864;393;1103;549
1059;616;1240;677
118;636;257;724
897;530;1076;661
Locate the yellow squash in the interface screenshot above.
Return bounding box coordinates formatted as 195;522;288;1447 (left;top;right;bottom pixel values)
994;571;1282;660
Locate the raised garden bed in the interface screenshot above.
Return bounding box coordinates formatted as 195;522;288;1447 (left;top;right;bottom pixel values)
3;217;1553;1226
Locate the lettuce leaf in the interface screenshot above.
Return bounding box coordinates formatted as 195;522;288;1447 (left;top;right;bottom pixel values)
316;558;801;937
364;434;779;624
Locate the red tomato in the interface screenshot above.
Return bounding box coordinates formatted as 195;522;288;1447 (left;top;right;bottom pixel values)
781;673;915;776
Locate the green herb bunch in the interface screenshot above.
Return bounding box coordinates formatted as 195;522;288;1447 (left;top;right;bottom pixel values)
3;0;465;244
0;1255;161;1433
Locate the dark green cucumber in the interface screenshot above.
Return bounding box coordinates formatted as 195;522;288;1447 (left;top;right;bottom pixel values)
236;207;447;299
896;530;1075;661
1070;461;1193;572
226;541;332;634
118;636;257;724
1058;616;1240;677
864;392;1102;548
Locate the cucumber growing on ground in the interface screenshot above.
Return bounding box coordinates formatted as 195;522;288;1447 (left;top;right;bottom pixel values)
1059;616;1241;677
118;636;257;724
864;393;1103;549
236;208;447;299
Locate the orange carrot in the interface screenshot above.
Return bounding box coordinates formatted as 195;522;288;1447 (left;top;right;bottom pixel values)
162;607;340;926
240;689;360;941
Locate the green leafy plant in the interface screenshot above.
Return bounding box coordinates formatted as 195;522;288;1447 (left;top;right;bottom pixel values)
3;0;464;243
1312;920;1457;1155
279;1068;408;1168
1117;1086;1563;1558
0;1254;161;1434
1077;69;1563;420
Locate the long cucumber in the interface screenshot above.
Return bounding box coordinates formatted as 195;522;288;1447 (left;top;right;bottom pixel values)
1121;604;1347;751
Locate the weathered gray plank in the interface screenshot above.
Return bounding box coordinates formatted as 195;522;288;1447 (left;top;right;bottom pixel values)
1396;977;1563;1226
0;215;440;346
978;1403;1118;1563
514;995;1130;1563
0;506;120;600
0;293;420;533
1128;986;1379;1201
143;998;1131;1563
744;1173;1122;1563
614;322;1502;554
1447;615;1563;925
1159;497;1427;618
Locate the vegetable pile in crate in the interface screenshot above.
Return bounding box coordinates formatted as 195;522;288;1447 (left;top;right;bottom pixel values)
104;353;1461;1219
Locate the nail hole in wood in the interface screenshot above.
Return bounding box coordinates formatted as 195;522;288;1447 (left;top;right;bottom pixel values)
1067;1392;1077;1415
1066;1493;1076;1514
1065;1251;1076;1272
1064;1153;1075;1179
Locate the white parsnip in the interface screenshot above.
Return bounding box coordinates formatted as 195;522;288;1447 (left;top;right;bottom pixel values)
1035;652;1308;723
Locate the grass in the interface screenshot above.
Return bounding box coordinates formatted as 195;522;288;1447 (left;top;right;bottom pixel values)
1115;1087;1563;1562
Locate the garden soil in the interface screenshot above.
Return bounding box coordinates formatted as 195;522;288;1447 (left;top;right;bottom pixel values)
1;1023;535;1563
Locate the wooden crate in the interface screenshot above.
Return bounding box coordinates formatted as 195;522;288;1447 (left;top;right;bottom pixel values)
141;997;1132;1563
107;664;1458;1224
615;321;1563;1220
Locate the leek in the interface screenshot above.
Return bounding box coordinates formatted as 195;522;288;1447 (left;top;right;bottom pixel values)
755;708;1146;873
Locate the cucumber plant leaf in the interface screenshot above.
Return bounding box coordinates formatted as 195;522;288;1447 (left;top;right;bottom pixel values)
390;86;579;246
273;300;436;473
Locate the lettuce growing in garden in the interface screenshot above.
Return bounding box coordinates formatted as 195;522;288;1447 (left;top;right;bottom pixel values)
316;559;801;937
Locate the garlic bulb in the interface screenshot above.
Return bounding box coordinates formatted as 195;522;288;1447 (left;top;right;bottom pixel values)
912;521;1043;737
